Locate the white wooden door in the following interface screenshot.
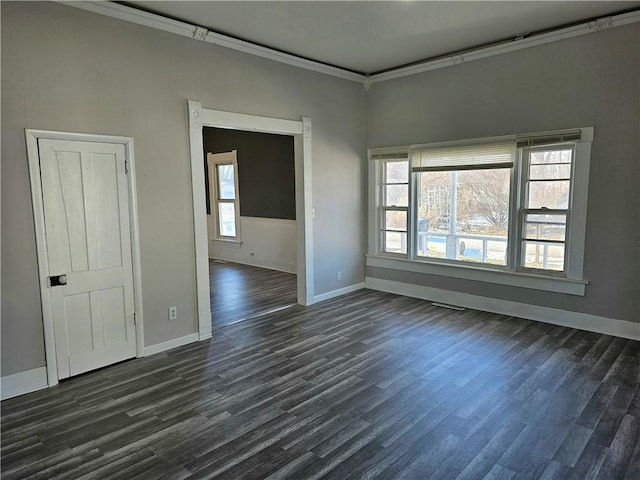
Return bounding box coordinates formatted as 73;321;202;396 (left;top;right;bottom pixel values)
39;139;136;379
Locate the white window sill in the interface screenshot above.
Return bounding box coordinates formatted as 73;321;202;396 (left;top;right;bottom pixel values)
366;254;587;296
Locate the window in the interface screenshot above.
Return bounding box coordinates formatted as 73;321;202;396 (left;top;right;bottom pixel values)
520;145;573;272
380;156;409;254
208;150;241;241
368;128;593;294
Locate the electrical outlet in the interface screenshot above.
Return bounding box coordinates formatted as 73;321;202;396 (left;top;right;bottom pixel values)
168;306;177;321
337;271;342;281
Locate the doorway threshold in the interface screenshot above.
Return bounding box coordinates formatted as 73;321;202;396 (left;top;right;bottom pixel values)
211;303;297;332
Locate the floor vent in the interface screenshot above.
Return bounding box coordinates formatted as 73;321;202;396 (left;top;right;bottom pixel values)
431;302;465;311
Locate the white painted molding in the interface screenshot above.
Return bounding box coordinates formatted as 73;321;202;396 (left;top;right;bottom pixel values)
311;283;366;304
188;102;314;337
366;255;587;296
187;100;213;342
56;1;365;83
57;1;639;85
144;333;200;357
201;109;302;136
366;277;640;341
199;317;213;342
1;367;48;400
210;254;296;275
369;10;640;84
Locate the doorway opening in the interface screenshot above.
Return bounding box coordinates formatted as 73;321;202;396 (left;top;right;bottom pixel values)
188;101;314;340
204;128;298;328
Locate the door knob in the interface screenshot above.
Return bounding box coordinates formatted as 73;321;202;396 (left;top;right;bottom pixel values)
50;274;67;287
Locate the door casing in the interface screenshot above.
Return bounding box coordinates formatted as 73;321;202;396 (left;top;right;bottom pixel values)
26;129;145;387
188;101;314;341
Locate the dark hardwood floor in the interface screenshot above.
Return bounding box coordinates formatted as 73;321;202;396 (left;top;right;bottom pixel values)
2;289;639;479
209;260;297;328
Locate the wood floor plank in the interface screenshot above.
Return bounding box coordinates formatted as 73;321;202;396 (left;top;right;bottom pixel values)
2;283;638;479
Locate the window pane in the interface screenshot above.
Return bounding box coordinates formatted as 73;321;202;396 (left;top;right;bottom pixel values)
218;203;236;237
385;210;407;231
416;168;510;265
456;169;510;237
385;161;409;184
417;171;450;233
525;213;566;242
529;164;571;180
383;231;406;254
457;237;507;266
522;241;565;271
217;164;235;200
384;184;408;207
530;149;572;164
527;180;570;209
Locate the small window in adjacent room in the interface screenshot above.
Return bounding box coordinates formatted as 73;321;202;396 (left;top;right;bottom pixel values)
208;151;241;240
367;128;593;294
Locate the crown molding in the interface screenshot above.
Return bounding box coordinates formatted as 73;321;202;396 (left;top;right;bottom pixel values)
57;2;639;88
56;1;367;83
369;9;640;84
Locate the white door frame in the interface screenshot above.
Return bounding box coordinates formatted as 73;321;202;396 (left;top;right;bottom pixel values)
26;129;145;387
187;100;314;340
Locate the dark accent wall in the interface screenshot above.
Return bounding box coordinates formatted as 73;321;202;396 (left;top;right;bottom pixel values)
203;127;295;220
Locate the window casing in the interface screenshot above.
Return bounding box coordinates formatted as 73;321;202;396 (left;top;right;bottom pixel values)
207;150;241;241
367;128;593;295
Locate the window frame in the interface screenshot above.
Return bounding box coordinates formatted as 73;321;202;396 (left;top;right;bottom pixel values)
516;143;575;276
379;158;410;256
367;128;593;296
207;150;241;243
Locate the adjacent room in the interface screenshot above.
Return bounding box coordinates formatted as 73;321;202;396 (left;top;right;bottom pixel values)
203;127;298;328
2;1;639;479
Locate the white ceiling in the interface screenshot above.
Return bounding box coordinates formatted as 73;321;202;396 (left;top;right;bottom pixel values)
126;1;640;74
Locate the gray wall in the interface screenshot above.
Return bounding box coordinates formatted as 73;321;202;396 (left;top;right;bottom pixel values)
1;2;367;376
367;24;640;323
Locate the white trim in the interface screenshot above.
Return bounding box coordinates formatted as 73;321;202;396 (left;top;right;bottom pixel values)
209;254;296;275
369;10;640;83
366;255;587;296
144;333;200;357
25;129;145;388
311;283;366;304
57;1;639;85
188;102;314;343
368;127;593;295
239;216;297;226
57;1;365;83
188;101;213;341
366;277;640;341
1;367;48;400
200;109;303;136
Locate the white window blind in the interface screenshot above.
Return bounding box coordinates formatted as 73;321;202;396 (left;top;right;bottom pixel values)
516;130;582;148
411;140;516;172
370;147;409;161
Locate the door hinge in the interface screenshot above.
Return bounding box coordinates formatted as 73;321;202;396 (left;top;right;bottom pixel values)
133;313;136;325
124;159;129;174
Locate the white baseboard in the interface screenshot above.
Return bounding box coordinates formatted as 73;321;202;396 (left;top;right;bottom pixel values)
1;366;48;400
144;333;200;356
312;282;366;304
366;277;640;341
210;255;296;274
